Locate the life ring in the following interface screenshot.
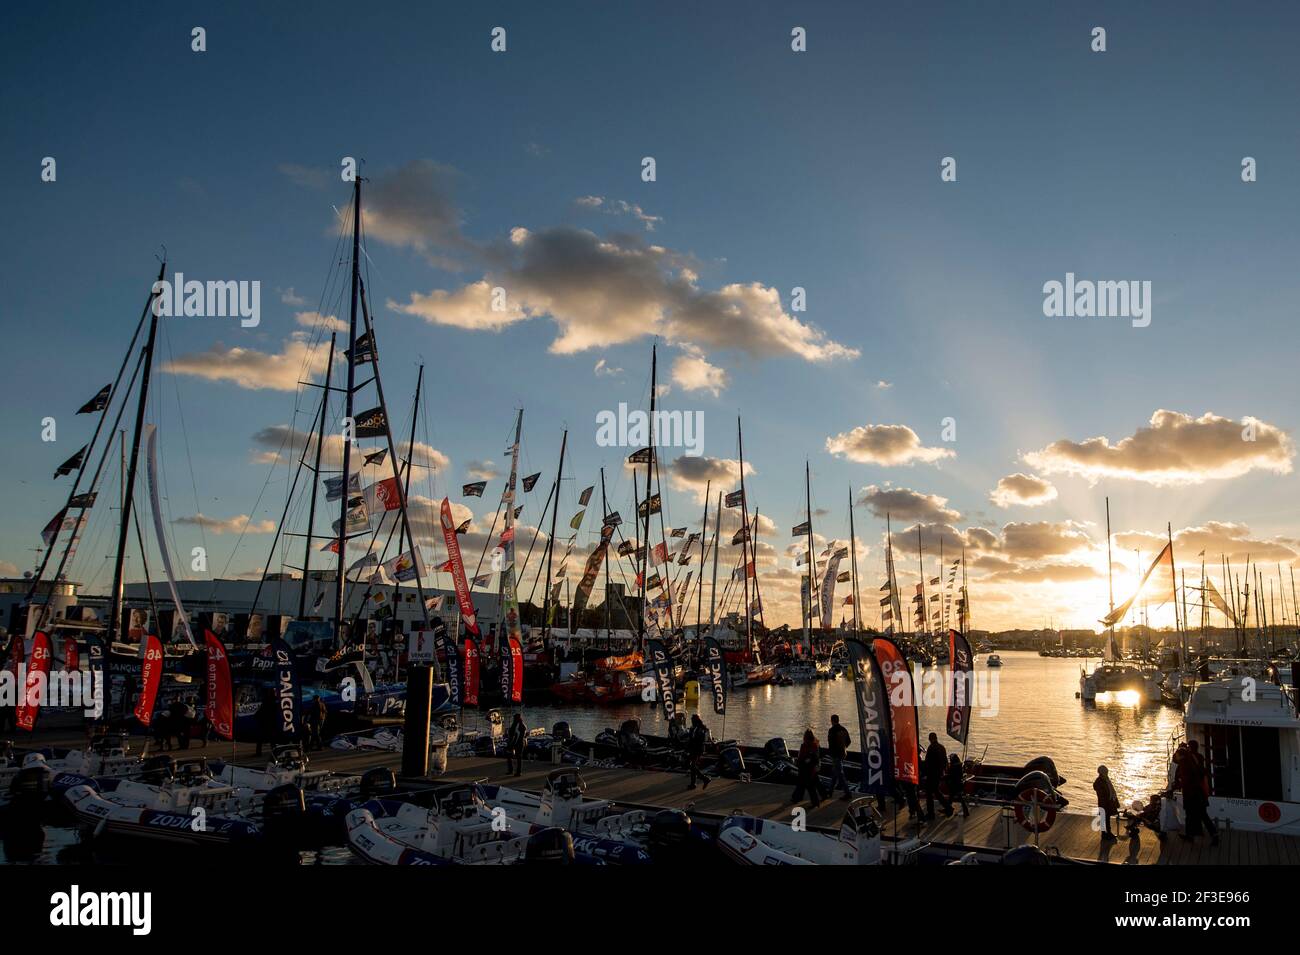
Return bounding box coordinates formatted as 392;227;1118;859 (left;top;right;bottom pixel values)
1013;786;1058;833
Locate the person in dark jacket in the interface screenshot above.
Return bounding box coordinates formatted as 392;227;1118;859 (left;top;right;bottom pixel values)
686;714;710;790
254;685;278;757
922;733;951;820
305;696;328;751
505;713;528;776
1178;741;1219;846
826;714;852;800
1093;764;1120;841
945;753;970;817
791;729;824;808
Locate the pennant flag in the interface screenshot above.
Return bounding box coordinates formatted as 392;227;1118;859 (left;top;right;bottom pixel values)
646;639;675;720
603;511;622;528
331;499;370;535
133;635;164;727
345;330;377;365
365;476;402;512
77;384;112;415
68;492;97;509
352;406;387;438
424;595;444;612
731;525;750;546
569;509;586;530
618;539;637;557
54;445;87;479
312;590;326;610
472;573;491;587
880;582;891;592
685;532;701;545
572;525;615;616
578;485;594;506
724;489;744;508
627;447;655;465
653;542;669;565
204;629;234;740
382;546;425;583
837;571;851;583
432;621;459;705
732;561;755;580
929;576;940;586
439;559;453;572
1204;578;1238;625
637;494;661;518
462;638;480;707
455;518;471;534
41;509;67;548
645;573;663;590
703;636;726;715
791;521;811;537
440;498;479;635
462;481;487;498
522;472;541;492
320;538;340;553
347;553;379;578
873;636;920;785
324;471;362;502
498;527;516;547
15;631;52;731
501;638;524;704
947;629;973;744
879;596;892;607
844;637;896;796
670;527;686;538
677;551;693;566
509;505;521;519
363;447;388;467
271;637;301;742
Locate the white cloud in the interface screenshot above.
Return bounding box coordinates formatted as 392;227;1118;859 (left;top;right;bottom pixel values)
163;333;331;391
990;473;1058;508
826;424;954;466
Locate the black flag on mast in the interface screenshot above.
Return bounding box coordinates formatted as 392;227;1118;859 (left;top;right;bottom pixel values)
53;446;87;479
77;384;111;415
352;406;387;438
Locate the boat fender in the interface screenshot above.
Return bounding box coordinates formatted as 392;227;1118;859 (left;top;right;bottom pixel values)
360;767;397;799
524;827;575;864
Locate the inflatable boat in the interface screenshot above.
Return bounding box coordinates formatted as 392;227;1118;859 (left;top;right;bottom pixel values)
718;799;924;865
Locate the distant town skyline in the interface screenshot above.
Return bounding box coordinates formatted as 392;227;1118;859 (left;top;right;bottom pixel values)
4;3;1299;632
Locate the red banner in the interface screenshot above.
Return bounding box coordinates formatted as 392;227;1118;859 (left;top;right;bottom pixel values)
134;634;164;727
64;637;79;672
462;638;480;706
872;636;920;784
204;628;234;740
440;497;479;635
508;637;523;704
15;631;52;731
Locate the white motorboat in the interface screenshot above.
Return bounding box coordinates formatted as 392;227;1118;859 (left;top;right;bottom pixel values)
1160;675;1300;836
717;798;923;865
345;782;529;865
985;653;1003;667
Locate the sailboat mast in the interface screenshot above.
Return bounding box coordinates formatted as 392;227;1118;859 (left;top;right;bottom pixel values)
335;177;362;643
696;481;710;636
638;346;657;648
848;487;861;632
1105;497;1115;641
601;467;612;648
299;333;336;617
916;526;926;639
805;460;818;635
712;493;722;628
108;263;164;642
737;416;752;647
540;429;567;639
393;365;424;622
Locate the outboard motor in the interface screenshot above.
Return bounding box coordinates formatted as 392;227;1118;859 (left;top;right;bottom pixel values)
8;765;51;807
360;767;397;799
838;799;884;865
1023;755;1065;787
139;755;176;785
524;827;575;865
717;743;746;778
551;721;572;745
646;809;693;862
617;718;647;757
1002;844;1051;866
262;784;307;849
764;738;791;761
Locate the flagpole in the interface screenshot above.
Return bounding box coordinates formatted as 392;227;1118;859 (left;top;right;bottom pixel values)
805;460;818;643
296;334;336;619
696;481;709;639
737;416;752;651
1167;524;1180;642
334;176;362;647
638;346;657;651
540;430;567;641
848;488;861;633
709;491;722;631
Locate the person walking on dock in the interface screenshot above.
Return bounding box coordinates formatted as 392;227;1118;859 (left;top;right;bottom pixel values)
791;728;825;808
922;733;951;821
945;754;970;817
254;685;277;758
1177;741;1219;846
826;715;852;800
505;713;528;776
686;713;710;790
1093;765;1120;841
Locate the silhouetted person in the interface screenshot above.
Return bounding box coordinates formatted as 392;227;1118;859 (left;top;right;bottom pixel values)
1094;764;1120;841
791;729;824;808
826;714;852;800
686;714;710;790
1178;741;1219;846
922;733;951;820
254;686;277;757
505;713;528;776
946;753;970;817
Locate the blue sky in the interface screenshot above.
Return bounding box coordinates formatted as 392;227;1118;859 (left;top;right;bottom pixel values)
4;2;1299;630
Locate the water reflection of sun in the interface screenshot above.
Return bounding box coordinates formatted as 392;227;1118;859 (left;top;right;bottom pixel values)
1096;689;1142;707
